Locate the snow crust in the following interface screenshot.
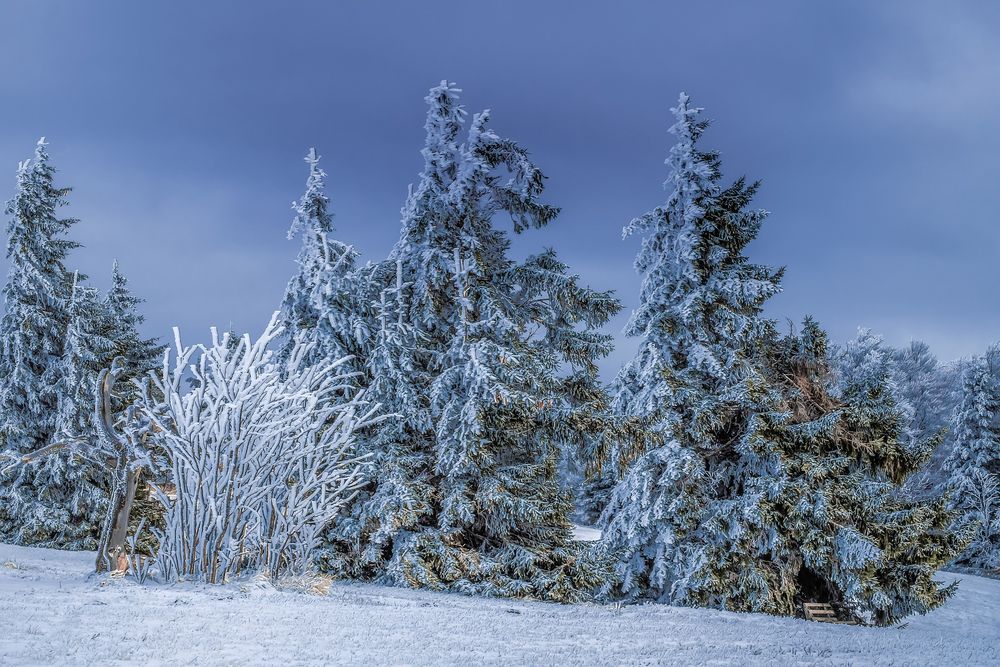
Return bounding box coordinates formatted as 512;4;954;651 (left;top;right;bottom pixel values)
1;542;998;665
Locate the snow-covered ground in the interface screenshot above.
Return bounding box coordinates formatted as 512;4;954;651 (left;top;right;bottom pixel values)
1;542;998;666
571;524;602;542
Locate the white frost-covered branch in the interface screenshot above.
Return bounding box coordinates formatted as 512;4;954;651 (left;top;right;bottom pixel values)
145;312;376;583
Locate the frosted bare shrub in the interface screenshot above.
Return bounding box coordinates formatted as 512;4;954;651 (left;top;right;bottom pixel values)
145;312;376;583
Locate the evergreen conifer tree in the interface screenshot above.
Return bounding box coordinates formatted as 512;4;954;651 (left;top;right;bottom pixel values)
323;83;465;581
278;148;367;374
893;341;948;442
600;99;962;622
0;139;103;547
759;319;968;624
892;341;956;497
943;357;1000;566
944;357;1000;488
600;93;783;606
57;275;115;439
103;261;164;402
334;83;631;601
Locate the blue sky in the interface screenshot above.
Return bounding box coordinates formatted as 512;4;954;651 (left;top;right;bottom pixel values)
1;1;998;376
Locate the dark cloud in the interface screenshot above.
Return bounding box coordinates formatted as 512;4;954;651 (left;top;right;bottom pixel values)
0;1;996;374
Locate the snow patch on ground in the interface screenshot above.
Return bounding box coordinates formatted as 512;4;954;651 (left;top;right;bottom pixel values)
571;524;602;542
1;542;999;665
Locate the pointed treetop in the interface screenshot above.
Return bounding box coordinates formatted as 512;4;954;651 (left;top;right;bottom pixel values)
108;260;134;298
420;81;466;176
305;147;320;170
33;137;50;163
288;147;333;240
425;80;463;112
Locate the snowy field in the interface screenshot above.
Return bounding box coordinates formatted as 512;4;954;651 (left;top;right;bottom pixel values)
1;543;999;666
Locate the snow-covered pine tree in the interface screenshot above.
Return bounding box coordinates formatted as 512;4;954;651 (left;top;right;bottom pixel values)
0;139;103;548
322;259;438;579
761;318;967;624
337;82;629;601
600;93;784;606
892;341;956;497
423;240;627;600
98;260;166;552
322;83;466;582
103;261;164;403
278;148;367;375
960;470;1000;569
944;357;1000;488
834;329;917;445
57;275;115;440
943;357;1000;566
893;342;948;442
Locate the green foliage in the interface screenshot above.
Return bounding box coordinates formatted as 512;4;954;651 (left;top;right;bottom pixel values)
757;318;971;624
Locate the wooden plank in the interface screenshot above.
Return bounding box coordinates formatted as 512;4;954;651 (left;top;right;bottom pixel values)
802;602;844;623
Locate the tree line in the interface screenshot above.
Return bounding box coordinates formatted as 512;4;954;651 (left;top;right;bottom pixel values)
0;85;997;626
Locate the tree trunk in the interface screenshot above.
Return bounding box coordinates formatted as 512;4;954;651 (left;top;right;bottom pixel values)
110;468;140;561
95;463;139;573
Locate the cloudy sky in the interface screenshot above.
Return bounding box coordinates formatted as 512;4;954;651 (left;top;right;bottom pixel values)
1;1;997;376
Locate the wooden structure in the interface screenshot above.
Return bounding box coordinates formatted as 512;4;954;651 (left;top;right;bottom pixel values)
802;602;857;625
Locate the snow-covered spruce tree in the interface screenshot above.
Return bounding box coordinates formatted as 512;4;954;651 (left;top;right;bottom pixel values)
322;259;437;578
423;240;626;600
334;82;629;601
0;139;103;548
319;82;468;581
143;314;376;583
762;318;966;625
324;83;467;583
944;357;1000;489
99;260;166;555
600;93;784;607
892;341;957;498
102;261;164;403
893;342;949;444
943;357;1000;566
278;148;367;376
959;470;1000;569
834;329;916;446
57;275;115;440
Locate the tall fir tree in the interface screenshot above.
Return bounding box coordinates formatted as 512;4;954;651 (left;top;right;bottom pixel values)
324;259;437;580
944;358;1000;486
278;148;367;375
757;319;967;624
103;261;164;403
944;356;1000;570
57;275;115;439
322;82;465;581
600;93;784;606
0;139;103;548
892;341;957;497
333;82;630;601
893;341;948;442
